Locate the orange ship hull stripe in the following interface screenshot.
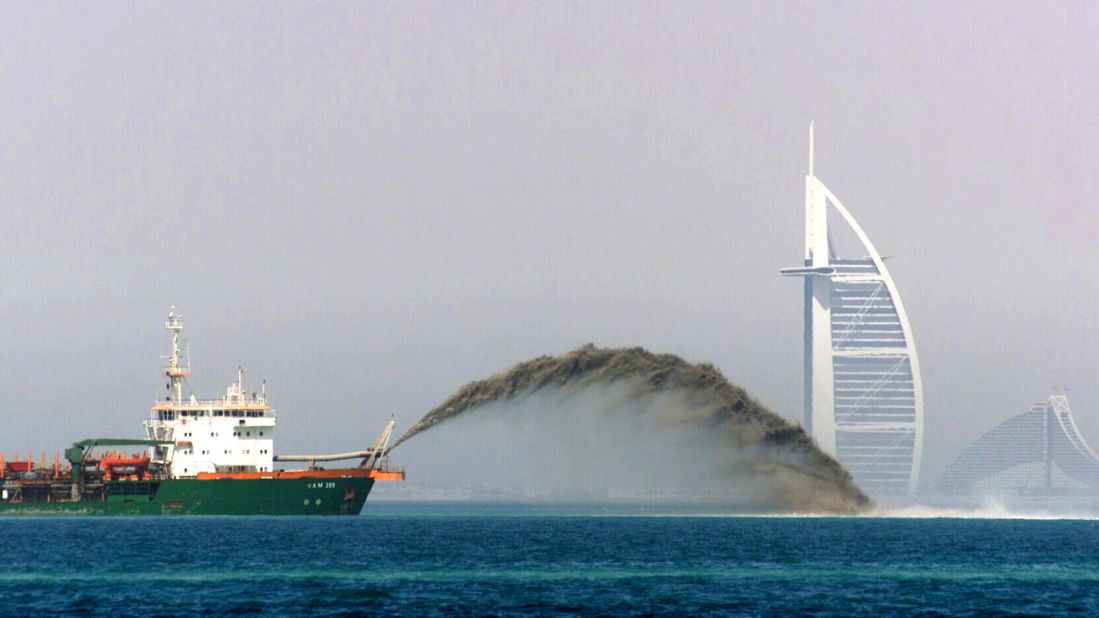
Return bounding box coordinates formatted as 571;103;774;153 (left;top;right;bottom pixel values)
367;470;405;481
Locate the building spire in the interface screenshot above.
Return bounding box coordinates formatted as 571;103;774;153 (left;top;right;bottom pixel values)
809;121;815;178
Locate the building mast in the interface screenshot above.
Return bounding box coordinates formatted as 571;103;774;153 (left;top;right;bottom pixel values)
809;120;814;178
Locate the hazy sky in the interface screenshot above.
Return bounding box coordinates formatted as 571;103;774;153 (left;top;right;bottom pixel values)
2;2;1097;486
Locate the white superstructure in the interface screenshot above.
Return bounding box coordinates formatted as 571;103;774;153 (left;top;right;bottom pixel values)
144;308;276;478
781;125;924;495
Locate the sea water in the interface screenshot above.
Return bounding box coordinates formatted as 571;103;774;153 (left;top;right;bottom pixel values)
1;503;1097;616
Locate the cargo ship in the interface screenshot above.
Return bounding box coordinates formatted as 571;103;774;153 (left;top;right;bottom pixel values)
0;309;403;515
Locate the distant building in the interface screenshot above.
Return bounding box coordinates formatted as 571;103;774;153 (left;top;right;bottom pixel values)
781;125;924;495
938;394;1099;493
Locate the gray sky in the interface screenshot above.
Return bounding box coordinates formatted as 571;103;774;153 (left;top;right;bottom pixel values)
1;2;1097;486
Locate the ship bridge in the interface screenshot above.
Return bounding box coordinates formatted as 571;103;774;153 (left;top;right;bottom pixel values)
151;375;274;419
144;309;277;477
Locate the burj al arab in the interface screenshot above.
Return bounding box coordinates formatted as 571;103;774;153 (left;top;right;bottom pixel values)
781;125;924;495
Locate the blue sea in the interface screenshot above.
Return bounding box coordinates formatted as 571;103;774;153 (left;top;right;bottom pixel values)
2;503;1097;616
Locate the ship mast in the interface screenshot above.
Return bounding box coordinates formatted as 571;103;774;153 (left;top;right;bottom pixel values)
164;307;190;404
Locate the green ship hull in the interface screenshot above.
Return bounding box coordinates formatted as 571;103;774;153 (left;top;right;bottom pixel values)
0;476;374;515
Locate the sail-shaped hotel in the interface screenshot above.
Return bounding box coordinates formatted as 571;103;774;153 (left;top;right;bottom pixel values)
781;126;924;495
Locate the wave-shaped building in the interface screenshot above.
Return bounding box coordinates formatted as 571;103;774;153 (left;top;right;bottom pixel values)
938;394;1099;493
781;126;924;495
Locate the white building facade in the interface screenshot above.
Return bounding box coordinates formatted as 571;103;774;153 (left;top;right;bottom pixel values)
781;126;924;495
938;395;1099;492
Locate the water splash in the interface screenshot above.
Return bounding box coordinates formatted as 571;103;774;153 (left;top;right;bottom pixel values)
876;498;1099;520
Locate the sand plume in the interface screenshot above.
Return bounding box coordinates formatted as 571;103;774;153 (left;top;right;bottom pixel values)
393;344;871;514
